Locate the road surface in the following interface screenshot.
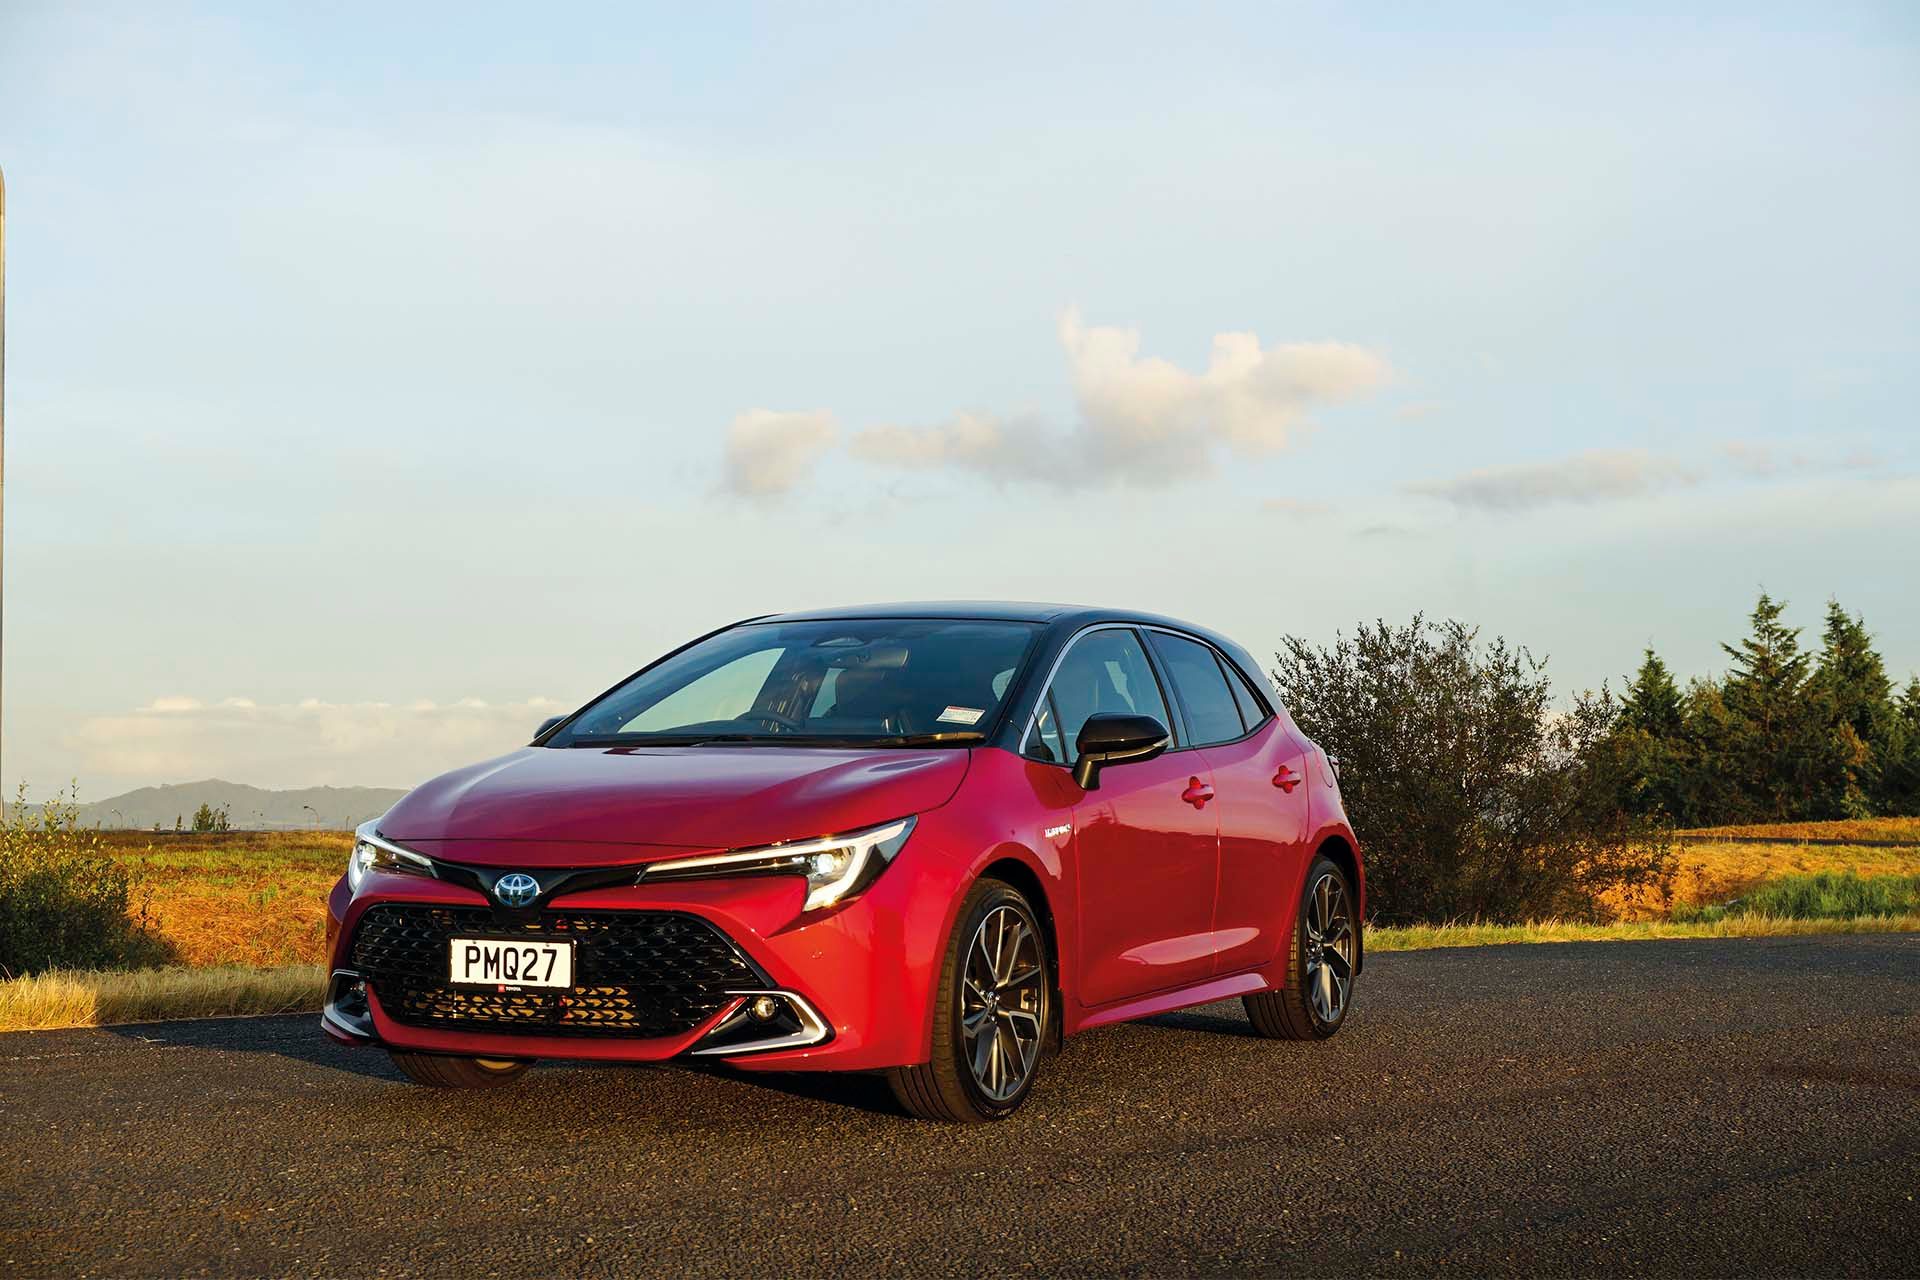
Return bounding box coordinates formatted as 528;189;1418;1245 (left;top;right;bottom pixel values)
4;934;1918;1276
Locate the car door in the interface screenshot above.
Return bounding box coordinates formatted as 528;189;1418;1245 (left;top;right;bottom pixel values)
1025;627;1220;1008
1145;630;1311;978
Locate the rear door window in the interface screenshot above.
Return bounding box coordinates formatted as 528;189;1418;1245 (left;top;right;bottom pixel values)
1148;632;1246;745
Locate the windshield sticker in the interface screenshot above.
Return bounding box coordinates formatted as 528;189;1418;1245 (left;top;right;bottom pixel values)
937;706;985;726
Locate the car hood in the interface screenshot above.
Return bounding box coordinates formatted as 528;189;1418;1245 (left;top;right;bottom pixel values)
378;744;971;863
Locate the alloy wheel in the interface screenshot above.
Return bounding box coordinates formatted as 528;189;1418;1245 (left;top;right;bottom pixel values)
1303;872;1355;1024
960;905;1046;1102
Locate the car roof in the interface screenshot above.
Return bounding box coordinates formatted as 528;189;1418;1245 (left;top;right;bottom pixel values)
751;601;1247;649
758;600;1084;624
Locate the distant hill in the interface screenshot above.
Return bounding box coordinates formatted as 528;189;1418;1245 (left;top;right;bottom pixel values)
7;780;408;831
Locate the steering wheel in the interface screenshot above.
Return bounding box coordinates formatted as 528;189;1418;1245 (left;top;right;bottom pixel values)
748;710;805;733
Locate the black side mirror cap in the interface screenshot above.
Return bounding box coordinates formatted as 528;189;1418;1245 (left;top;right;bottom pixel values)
1072;713;1171;790
533;715;566;742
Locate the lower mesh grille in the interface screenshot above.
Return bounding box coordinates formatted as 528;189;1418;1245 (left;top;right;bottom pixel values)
351;904;764;1038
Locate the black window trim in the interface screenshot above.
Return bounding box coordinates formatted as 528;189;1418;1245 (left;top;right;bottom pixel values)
1141;625;1274;749
1019;623;1187;765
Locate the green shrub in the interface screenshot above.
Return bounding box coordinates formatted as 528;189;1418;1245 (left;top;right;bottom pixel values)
0;786;172;976
1275;615;1673;924
1678;871;1920;923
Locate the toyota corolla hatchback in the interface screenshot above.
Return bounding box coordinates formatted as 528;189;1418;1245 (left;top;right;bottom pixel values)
323;602;1364;1121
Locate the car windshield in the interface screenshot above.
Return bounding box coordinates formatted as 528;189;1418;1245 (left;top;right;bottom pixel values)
549;619;1042;747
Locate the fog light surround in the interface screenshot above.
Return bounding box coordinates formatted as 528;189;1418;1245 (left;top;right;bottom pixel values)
691;989;831;1057
322;969;375;1041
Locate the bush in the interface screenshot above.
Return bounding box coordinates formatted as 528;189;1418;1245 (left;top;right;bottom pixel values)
1678;871;1920;923
0;786;172;976
1275;616;1673;924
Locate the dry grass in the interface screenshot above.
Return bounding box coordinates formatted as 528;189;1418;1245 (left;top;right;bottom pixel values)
98;830;350;968
1370;913;1920;952
0;964;324;1032
1604;839;1920;920
1675;816;1920;844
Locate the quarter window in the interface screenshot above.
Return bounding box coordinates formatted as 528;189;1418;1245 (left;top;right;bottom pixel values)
1149;632;1246;746
1024;693;1067;763
1225;660;1272;731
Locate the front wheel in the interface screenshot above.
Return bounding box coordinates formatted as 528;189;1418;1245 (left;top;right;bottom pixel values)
888;878;1052;1122
1244;855;1357;1040
388;1051;532;1088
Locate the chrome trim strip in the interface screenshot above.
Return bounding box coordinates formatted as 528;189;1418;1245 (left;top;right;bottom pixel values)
688;989;832;1057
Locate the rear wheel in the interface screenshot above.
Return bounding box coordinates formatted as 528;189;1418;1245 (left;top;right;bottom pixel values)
388;1051;532;1088
888;879;1051;1122
1244;855;1357;1040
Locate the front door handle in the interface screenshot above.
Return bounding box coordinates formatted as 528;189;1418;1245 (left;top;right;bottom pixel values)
1181;777;1214;809
1273;764;1301;793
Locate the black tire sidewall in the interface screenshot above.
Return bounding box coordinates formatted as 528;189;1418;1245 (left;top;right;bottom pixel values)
948;881;1050;1118
1296;856;1353;1036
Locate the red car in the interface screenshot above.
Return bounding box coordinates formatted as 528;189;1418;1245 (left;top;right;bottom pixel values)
323;603;1364;1121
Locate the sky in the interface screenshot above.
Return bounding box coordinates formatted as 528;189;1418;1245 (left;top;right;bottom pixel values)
1;2;1917;800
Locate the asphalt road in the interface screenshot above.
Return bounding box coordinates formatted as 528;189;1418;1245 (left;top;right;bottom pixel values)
4;935;1918;1278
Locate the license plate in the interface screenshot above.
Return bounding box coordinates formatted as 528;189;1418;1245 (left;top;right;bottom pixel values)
448;938;574;988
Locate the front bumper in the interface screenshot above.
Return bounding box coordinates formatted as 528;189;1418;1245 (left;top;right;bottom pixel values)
322;840;965;1072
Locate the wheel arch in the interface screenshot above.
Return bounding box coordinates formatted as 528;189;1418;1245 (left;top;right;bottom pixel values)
978;854;1065;1052
1314;834;1365;974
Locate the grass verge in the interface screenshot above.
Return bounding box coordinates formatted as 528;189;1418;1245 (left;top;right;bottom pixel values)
1369;913;1920;952
0;964;324;1032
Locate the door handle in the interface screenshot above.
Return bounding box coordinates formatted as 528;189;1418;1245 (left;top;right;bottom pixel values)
1181;777;1214;809
1273;764;1301;793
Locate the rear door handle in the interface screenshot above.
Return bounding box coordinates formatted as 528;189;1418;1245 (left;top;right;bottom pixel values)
1181;777;1214;808
1273;764;1301;793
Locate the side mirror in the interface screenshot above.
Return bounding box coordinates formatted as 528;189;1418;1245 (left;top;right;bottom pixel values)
533;715;565;741
1072;713;1170;791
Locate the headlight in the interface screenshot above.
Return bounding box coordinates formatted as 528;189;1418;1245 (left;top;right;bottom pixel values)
639;817;917;912
347;821;437;892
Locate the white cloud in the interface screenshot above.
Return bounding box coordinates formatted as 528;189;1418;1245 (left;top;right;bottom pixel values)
1060;309;1387;478
839;310;1388;489
64;696;570;790
1407;449;1699;512
720;409;839;497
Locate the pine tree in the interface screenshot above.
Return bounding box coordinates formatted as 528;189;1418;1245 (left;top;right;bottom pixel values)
1623;650;1685;736
1883;678;1920;817
1808;601;1896;817
1617;649;1690;820
1719;593;1818;819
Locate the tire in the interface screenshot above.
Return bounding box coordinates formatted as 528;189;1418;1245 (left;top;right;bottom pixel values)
388;1050;532;1088
888;878;1052;1122
1244;855;1358;1041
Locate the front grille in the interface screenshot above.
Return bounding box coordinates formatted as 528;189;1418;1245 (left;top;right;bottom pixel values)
351;904;765;1038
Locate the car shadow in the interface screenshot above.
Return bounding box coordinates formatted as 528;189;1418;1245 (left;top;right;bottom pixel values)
102;1013;404;1082
682;1061;906;1116
1136;1006;1262;1038
98;1015;911;1113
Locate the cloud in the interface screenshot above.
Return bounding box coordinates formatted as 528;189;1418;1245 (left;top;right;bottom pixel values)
1719;440;1885;478
823;311;1389;490
720;409;839;497
65;696;570;790
845;411;1044;484
1407;449;1699;512
1057;309;1388;482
